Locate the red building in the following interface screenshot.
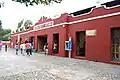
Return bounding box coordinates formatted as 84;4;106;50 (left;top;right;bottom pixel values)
11;1;120;64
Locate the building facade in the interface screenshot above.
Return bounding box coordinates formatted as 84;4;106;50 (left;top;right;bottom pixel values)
11;3;120;64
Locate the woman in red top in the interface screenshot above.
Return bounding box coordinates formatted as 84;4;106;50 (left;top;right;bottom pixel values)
25;41;31;56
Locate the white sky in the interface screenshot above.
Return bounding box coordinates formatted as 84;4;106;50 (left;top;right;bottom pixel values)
0;0;112;31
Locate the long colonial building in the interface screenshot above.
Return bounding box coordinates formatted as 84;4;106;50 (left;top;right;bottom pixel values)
11;1;120;65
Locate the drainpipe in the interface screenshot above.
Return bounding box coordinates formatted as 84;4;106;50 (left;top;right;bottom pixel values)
17;34;20;48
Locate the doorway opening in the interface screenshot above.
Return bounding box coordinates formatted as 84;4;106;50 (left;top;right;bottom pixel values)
53;33;59;54
111;28;120;61
37;35;47;53
76;31;85;57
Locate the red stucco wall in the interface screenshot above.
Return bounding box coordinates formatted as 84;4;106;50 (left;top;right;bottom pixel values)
14;25;67;57
11;6;120;64
68;15;120;63
11;35;18;48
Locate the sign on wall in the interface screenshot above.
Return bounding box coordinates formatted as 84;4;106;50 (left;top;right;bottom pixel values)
86;29;96;36
34;21;54;30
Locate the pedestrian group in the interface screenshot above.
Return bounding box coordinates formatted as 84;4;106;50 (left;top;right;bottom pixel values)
15;40;33;56
14;40;58;56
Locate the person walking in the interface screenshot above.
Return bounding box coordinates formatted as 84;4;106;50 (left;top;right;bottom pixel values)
21;42;25;56
29;41;32;55
53;42;57;55
0;42;2;51
15;43;19;55
20;43;23;54
44;43;48;55
25;41;31;56
5;44;7;52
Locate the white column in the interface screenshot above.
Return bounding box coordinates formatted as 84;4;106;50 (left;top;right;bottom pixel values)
18;34;20;43
68;36;72;58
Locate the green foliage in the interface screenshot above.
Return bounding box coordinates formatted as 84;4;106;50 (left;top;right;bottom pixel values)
0;20;2;30
0;2;4;8
12;31;15;34
17;19;24;28
2;33;11;41
15;19;33;32
24;20;33;29
12;0;62;6
15;19;24;32
0;20;11;41
16;28;19;32
20;27;24;31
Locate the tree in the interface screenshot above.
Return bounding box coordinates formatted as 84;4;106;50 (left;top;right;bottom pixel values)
2;29;11;35
2;33;11;41
24;20;33;29
20;27;24;31
12;31;15;34
0;1;4;8
12;0;62;6
15;19;24;32
17;19;24;28
16;28;19;32
0;20;11;41
0;20;2;30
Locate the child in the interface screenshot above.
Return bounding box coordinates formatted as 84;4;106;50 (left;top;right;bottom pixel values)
15;43;19;55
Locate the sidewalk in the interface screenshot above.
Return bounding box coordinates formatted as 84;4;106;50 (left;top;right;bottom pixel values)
0;48;120;80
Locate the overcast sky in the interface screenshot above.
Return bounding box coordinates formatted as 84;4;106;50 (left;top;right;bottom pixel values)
0;0;112;31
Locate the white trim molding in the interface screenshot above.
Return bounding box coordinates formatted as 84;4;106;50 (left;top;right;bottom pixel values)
68;11;120;25
103;4;120;10
17;34;20;43
70;7;95;18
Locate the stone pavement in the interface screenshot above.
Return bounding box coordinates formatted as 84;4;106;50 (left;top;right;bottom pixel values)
0;48;120;80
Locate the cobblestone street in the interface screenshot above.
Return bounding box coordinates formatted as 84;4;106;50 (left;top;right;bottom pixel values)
0;48;120;80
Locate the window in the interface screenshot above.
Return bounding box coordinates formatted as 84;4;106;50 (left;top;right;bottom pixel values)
111;28;120;61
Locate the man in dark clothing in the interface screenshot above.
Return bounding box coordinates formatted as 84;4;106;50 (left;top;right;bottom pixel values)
5;44;7;52
30;43;32;55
